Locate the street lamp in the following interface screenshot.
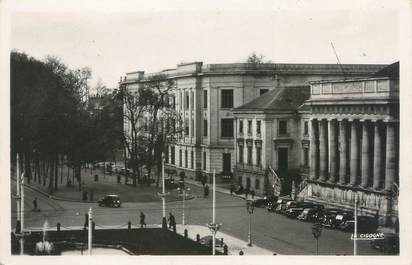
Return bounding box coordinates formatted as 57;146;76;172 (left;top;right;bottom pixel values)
312;223;322;255
246;199;255;247
177;186;190;226
157;153;169;229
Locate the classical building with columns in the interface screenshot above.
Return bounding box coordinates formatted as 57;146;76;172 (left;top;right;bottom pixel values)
120;62;385;182
305;62;399;225
232;62;398;225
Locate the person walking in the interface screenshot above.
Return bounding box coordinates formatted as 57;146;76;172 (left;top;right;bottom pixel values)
139;211;146;228
251;190;255;199
204;184;210;198
168;213;176;231
230;185;234;195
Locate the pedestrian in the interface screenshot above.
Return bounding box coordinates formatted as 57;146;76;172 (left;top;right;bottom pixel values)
245;189;249;199
84;213;89;228
139;211;146;228
204;184;209;198
168;213;176;230
33;197;38;211
251;190;255;199
230;185;234;195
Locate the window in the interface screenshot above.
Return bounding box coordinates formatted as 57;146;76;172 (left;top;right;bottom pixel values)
185;119;189;136
185;92;189;109
204;119;208;137
278;120;288;135
256;147;262;166
185;150;188;168
179;150;182;167
221;119;234;138
221;89;233;108
239;146;244;163
191;119;194;136
203;152;206;170
239;120;243;134
180;92;183;110
260;89;269;95
191;151;194;169
256;120;261;135
303;147;309;167
247;120;252;135
247;146;252;164
304;121;309;136
171;146;175;165
255;179;260;190
203;90;208;109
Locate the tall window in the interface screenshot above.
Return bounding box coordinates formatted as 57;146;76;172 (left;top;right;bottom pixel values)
185;150;188;168
203;90;208;109
185;92;189;109
247;146;252;164
255;179;260;190
260;89;269;95
278;120;288;135
191;151;194;169
247;120;252;135
204;119;208;137
185;119;189;136
239;120;243;134
165;145;169;163
203;152;206;170
303;148;309;167
171;146;175;165
221;89;233;108
239;146;244;163
256;120;261;135
221;119;234;138
256;147;262;166
191;119;194;136
304;121;309;136
179;150;182;167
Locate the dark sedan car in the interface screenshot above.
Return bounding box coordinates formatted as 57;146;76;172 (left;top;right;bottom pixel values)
286;202;324;219
319;208;344;228
297;207;324;222
339;215;379;233
98;195;121;208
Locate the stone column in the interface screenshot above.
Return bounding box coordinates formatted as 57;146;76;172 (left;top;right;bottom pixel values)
373;121;382;190
361;120;371;188
319;119;328;181
338;119;347;184
328;119;337;183
349;120;359;186
385;122;396;191
309;119;317;180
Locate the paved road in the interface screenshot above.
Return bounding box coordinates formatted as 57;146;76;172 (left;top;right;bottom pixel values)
11;180;382;255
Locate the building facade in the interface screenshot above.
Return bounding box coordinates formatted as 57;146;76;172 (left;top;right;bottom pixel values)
232;62;399;225
120;62;385;181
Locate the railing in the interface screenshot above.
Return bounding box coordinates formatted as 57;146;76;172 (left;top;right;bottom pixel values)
268;166;281;196
236;163;264;173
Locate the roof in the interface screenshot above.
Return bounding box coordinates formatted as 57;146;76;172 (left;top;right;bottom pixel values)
372;61;399;80
234;86;310;112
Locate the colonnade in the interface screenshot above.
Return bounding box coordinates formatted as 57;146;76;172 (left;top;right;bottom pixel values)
309;118;397;191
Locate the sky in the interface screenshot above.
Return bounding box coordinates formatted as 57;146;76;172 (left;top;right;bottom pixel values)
10;0;401;89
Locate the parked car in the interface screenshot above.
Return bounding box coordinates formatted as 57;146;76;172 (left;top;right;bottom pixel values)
339;215;379;233
285;202;324;219
333;210;354;228
297;207;324;222
370;232;399;254
98;195;121;208
274;197;294;213
234;185;245;195
253;197;272;208
319;208;344;228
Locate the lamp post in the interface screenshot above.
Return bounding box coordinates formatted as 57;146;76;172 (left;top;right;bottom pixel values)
312;223;322;255
88;207;93;255
354;195;358;256
246;199;255;247
177;186;190;226
207;169;221;255
157;153;169;229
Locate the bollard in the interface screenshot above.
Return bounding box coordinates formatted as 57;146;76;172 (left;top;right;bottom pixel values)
239;250;244;256
196;234;200;242
184;229;188;238
223;245;228;255
128;221;131;230
57;223;61;232
92;221;95;232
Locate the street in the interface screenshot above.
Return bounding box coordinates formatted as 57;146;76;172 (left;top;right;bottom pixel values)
11;176;381;255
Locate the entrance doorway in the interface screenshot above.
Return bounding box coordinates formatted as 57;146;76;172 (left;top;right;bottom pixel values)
278;147;288;176
223;153;231;173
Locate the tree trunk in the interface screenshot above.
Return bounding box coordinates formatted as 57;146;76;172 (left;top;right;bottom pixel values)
48;160;54;194
54;157;58;191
